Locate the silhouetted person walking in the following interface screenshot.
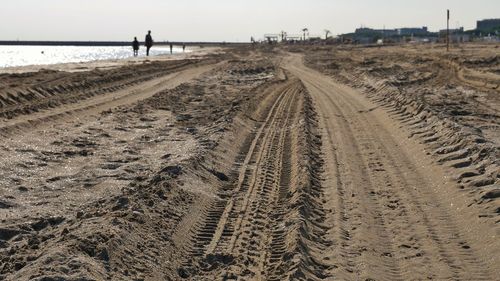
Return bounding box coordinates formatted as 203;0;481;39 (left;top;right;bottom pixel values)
132;37;139;56
145;30;153;56
169;43;173;54
182;43;186;52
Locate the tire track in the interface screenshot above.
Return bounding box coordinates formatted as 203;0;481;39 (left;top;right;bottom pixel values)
285;54;497;280
180;77;332;280
223;85;296;279
0;60;197;117
303;76;404;281
183;80;293;259
176;80;295;271
340;61;498;194
264;91;331;281
205;81;297;279
327;74;496;280
0;63;216;137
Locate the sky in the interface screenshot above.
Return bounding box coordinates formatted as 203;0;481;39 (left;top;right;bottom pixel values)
0;0;498;42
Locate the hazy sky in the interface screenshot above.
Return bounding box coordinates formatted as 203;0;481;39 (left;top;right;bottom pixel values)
1;0;498;42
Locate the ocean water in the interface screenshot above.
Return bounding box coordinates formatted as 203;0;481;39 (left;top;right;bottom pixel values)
0;45;185;68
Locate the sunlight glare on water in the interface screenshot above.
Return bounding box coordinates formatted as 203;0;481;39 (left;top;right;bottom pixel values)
0;45;186;68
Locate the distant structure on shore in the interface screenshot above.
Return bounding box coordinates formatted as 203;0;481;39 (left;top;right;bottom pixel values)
257;17;499;45
477;19;500;32
398;27;429;36
346;18;499;44
354;26;429;37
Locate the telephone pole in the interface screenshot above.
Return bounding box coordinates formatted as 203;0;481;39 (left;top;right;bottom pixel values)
447;9;450;52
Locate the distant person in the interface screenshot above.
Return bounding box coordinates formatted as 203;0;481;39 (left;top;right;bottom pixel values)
145;30;154;56
169;43;173;54
132;37;140;56
182;43;186;52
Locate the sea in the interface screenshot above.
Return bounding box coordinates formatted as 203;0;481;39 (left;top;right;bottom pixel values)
0;45;184;68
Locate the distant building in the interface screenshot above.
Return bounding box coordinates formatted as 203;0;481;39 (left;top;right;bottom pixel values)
480;35;500;42
451;34;471;43
308;37;322;41
355;27;432;37
397;27;429;36
354;27;398;37
351;26;436;44
438;27;470;42
477;19;500;31
439;27;464;34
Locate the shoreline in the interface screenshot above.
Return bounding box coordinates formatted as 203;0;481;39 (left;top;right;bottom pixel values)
0;46;222;74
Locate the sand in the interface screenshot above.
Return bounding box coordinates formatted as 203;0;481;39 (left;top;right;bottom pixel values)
0;43;498;280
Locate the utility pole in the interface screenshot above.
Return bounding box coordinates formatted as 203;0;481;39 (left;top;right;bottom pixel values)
447;9;450;52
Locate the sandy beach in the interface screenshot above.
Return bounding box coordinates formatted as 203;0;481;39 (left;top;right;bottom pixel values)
0;43;498;280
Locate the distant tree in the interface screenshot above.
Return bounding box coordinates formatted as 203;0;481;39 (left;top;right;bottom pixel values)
324;29;331;40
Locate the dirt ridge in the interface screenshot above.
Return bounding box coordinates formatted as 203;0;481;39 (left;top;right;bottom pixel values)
0;60;203;120
346;71;499;209
303;46;499;216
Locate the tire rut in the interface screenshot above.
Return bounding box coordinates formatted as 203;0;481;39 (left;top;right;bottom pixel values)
180;77;332;280
286;54;497;280
0;60;198;118
327;78;495;280
306;78;404;281
0;63;215;136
